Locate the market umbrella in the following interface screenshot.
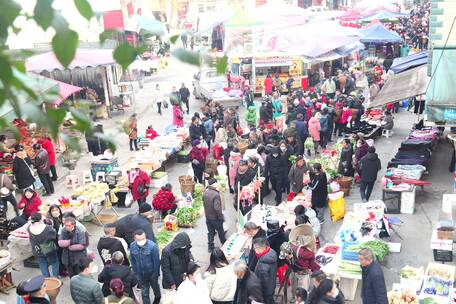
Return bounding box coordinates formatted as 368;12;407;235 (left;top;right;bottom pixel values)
278;35;359;58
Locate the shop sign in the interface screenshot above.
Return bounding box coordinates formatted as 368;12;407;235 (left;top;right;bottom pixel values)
444;108;456;121
255;57;293;67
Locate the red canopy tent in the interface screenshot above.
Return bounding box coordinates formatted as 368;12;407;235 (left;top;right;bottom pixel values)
26;49;115;72
52;79;83;106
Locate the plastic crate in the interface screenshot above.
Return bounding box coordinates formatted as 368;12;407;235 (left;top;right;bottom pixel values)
382;190;401;214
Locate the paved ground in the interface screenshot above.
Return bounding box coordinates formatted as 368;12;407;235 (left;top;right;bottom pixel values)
0;57;453;303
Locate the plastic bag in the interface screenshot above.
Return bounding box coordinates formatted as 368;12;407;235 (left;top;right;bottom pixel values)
328;195;345;222
125;192;134;207
304;137;314;150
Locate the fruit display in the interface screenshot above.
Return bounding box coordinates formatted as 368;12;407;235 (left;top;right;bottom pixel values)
420;263;455;302
72;182;109;203
401;266;424;280
388;290;418;304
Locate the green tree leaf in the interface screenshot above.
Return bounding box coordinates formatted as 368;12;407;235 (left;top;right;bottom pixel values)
113;43;137;70
0;54;13;84
99;29;119;44
216;55;228;75
51;29;78;68
170;34;179;44
171;48;200;66
34;0;54;30
94;132;117;153
0;0;21;40
46;107;67;137
74;0;93;21
70;108;92;132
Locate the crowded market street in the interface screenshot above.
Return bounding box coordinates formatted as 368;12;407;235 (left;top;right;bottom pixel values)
2;0;456;304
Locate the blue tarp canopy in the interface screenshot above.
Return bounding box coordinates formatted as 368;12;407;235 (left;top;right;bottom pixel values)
360;24;403;44
390;51;428;73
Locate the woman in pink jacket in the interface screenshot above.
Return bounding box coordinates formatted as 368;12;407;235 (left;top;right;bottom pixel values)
228;147;242;193
173;104;184;127
308;112;321;155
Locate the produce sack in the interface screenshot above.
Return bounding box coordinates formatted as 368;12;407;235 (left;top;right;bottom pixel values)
304;137;314;150
328;191;345;222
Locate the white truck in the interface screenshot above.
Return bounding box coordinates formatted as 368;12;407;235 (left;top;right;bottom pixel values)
192;68;242;107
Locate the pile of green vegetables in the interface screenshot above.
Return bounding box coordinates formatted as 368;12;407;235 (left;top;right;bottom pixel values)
339;260;361;275
346;240;390;262
175;183;204;227
156;230;174;249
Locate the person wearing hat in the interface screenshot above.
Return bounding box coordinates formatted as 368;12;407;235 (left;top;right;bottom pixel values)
189;139;209;184
203;178;226;252
28;212;59;278
70;256;104;304
265;146;286;205
128;163;150;206
23;275;50;304
97;223;129;266
58;216;88;277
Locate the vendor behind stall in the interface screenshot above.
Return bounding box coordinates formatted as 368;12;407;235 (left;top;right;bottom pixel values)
0;135;12;157
128;163;150;206
152;183;177;218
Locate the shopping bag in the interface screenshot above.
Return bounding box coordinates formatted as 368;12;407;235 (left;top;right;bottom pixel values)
328;192;345;222
125;192;134;207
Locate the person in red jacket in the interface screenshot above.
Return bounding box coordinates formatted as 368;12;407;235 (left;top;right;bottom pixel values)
128;163;150;206
152;183;177;218
189;139;208;183
18;188;42;219
38;136;57;181
145;125;159;140
264;74;273;96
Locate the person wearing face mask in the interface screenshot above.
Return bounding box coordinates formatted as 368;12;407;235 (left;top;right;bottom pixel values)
58;216;88;277
161;232;194;291
309;278;344;304
265;146;286;205
70;257;104;304
174;262;212;304
130;229;161;304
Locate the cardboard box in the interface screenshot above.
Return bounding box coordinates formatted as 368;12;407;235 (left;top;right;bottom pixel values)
437;229;454;240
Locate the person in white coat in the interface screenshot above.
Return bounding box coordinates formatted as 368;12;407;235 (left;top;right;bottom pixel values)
204;248;237;304
174;262;212;304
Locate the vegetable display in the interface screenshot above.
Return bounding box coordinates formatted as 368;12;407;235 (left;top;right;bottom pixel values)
175;183;204;227
388;290;418;304
338;260;361;275
420;264;454;301
401;266;423;280
156;230;174;249
344;240;390;262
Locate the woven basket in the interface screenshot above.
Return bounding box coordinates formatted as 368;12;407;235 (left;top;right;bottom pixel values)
180;180;195;194
337;176;353;189
340;187;350;196
179;175;193;184
206;158;218;175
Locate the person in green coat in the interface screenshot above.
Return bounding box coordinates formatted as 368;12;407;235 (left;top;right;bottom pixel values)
271;93;282;121
245;106;257;127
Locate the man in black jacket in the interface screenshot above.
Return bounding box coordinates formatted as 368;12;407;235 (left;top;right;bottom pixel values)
359;248;388;304
189;116;203;143
252;237;277;304
98;251;137;298
203;178;226;252
359;146;382;202
161;232;193;290
259;101;271;124
97;223;129;265
115;204;156;246
265;147;286;205
179;83;190;114
233;260;264;304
